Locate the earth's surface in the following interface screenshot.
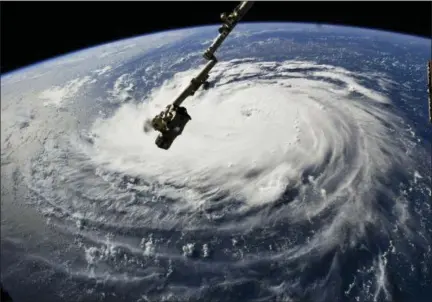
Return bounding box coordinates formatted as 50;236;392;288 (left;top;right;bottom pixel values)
1;23;431;302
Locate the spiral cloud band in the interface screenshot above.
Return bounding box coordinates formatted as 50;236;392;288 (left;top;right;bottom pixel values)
89;59;413;229
16;58;431;302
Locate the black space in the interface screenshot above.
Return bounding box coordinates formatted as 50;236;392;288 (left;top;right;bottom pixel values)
1;1;431;74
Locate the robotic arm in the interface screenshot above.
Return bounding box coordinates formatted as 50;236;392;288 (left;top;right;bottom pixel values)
172;57;218;107
147;1;254;150
204;1;255;61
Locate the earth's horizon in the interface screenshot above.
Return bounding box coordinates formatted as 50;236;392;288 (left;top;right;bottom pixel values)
1;22;431;302
2;22;430;78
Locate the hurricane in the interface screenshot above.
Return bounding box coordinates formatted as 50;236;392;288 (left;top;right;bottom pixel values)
1;24;431;302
